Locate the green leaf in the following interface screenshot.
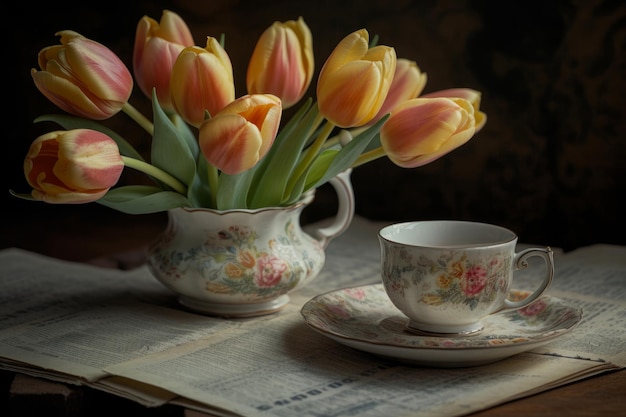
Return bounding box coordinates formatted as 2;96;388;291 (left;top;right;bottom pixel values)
171;113;200;160
8;189;37;201
369;34;380;48
150;90;197;188
248;99;318;208
187;155;212;208
304;149;339;189
308;115;389;190
283;149;337;205
34;114;144;161
281;116;387;206
97;185;190;214
364;132;382;153
216;170;256;210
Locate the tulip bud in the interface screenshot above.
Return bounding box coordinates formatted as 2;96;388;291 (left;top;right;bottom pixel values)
133;10;194;111
371;58;427;123
423;88;487;132
247;17;314;109
198;94;282;175
31;31;133;120
380;97;479;168
24;129;124;203
317;29;396;128
170;38;235;127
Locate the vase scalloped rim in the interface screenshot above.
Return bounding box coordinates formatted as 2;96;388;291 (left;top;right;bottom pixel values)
175;189;316;214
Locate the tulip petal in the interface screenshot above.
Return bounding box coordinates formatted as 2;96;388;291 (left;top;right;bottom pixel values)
157;10;195;44
31;69;117;119
24;129;123;204
133;10;194;109
424;88;487;133
200;114;263;175
247;17;313;108
198;94;282;175
372;58;428;122
32;31;133;120
317;29;396;127
171;40;235;127
318;61;384;126
322;29;370;70
380;97;478;168
63;35;133;101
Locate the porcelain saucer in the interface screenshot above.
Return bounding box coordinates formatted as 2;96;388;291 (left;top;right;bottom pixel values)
300;284;583;367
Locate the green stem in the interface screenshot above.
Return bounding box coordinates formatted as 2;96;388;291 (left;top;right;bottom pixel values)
285;120;336;196
305;110;326;147
351;146;387;168
207;163;219;208
122;102;154;136
122;156;187;194
322;134;341;150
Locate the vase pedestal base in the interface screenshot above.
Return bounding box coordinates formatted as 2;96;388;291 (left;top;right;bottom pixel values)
178;294;290;318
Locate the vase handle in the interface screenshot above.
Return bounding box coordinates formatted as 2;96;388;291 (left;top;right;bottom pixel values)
312;168;355;249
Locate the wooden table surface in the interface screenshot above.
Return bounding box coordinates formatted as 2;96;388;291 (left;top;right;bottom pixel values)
1;211;624;416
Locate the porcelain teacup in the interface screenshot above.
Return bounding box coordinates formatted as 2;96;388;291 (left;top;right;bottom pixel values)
378;220;554;336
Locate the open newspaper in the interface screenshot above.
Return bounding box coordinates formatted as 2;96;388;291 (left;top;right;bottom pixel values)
0;215;624;417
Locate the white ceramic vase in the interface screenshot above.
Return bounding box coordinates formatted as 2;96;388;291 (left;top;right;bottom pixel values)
147;170;354;317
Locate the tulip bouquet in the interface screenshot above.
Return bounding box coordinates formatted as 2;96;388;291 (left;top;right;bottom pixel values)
12;10;486;214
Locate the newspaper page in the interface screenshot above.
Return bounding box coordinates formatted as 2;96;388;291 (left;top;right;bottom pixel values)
528;244;626;366
0;216;624;416
0;248;247;405
105;306;611;417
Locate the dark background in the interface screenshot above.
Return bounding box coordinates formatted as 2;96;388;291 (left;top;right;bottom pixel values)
4;0;625;260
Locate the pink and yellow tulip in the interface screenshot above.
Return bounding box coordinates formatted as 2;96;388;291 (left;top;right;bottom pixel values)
170;38;236;127
133;10;194;111
317;29;396;128
31;30;133;120
423;88;487;132
17;9;489;213
371;58;427;123
247;17;314;109
199;94;282;175
379;97;482;168
24;129;124;204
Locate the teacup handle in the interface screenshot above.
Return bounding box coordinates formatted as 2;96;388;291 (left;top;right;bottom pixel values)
501;247;555;311
311;168;355;249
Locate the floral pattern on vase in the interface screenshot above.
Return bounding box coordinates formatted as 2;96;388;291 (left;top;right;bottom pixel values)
149;216;321;299
147;169;355;318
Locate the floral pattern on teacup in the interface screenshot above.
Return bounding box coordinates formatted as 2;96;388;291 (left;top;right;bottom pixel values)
383;249;512;310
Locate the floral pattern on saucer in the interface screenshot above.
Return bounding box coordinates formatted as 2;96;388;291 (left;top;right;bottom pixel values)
300;284;582;366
